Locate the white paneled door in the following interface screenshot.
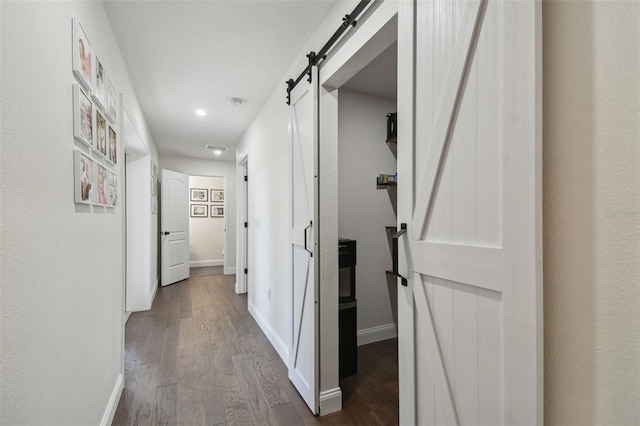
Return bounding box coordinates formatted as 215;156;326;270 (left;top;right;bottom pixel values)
288;66;320;414
397;0;542;424
161;169;190;286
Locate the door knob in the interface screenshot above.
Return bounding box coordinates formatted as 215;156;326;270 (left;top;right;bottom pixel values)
162;231;170;235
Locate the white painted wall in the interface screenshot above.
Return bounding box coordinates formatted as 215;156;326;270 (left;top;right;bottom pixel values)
189;175;225;267
159;155;236;274
543;1;640;424
1;1;158;424
338;89;397;342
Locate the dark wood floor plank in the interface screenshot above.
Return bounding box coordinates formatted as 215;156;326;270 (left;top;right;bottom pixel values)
157;323;179;388
219;371;255;426
247;355;290;407
177;317;195;369
233;354;278;425
129;362;160;426
154;384;177;426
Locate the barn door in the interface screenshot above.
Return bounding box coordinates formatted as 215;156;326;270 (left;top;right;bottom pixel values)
288;66;320;414
397;0;542;424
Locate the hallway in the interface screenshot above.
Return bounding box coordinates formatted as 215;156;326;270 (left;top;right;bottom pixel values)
113;274;398;425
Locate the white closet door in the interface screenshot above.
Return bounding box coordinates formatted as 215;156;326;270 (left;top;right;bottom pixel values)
288;66;320;414
397;0;543;424
160;169;190;286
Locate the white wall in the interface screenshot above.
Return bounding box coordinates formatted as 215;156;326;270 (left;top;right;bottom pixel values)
338;89;397;342
188;175;225;267
1;1;158;424
160;155;236;274
543;1;640;424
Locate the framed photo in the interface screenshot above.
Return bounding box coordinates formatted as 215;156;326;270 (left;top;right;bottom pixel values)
72;18;93;92
151;197;158;214
210;190;224;203
107;124;117;165
95;163;108;206
151;178;157;198
151;161;157;181
73;84;93;148
190;188;207;202
106;78;117;122
211;206;224;217
108;171;118;207
94;109;107;157
74;150;94;204
190;204;208;217
92;55;106;109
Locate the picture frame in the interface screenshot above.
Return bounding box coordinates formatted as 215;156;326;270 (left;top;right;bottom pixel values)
106;78;117;122
190;204;208;218
190;188;208;202
211;206;224;217
107;124;117;165
73;84;94;148
151;178;157;198
92;55;106;109
74;150;94;204
107;171;118;207
210;190;224;203
95;163;108;206
151;161;157;181
151;197;158;214
93;109;107;158
72;18;93;92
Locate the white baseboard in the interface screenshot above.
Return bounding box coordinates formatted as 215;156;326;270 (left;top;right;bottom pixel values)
225;266;237;275
319;387;343;415
100;373;123;426
148;279;158;310
248;301;289;366
190;259;224;267
357;323;397;346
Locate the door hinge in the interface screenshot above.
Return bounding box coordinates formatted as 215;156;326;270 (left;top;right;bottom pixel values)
244;268;248;275
244;222;248;228
244;175;248;182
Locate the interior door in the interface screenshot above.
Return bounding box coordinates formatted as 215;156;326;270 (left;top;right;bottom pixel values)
288;66;320;414
397;0;542;424
161;169;190;286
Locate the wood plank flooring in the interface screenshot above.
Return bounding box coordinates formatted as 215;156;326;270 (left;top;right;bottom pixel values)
113;274;398;426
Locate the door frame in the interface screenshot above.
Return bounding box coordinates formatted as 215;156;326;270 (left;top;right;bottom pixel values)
316;0;399;416
236;153;249;294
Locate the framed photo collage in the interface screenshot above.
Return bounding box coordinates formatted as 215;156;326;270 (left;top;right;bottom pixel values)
72;18;119;208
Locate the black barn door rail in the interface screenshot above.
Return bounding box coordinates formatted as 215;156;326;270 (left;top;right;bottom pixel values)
286;0;371;104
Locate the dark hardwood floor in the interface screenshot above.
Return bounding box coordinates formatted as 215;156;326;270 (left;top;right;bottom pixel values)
113;274;398;426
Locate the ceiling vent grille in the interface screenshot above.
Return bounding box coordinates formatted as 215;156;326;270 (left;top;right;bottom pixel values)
204;145;229;152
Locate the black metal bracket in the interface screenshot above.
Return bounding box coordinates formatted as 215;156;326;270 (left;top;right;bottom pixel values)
392;223;408;286
304;221;313;257
306;51;317;82
286;79;295;105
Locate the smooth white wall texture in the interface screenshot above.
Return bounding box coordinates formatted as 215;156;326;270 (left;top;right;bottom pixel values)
338;89;397;341
1;1;158;424
543;1;640;424
159;155;236;274
189;175;225;267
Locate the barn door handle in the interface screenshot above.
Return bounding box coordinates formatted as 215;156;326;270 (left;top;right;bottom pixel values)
304;221;313;257
392;223;408;286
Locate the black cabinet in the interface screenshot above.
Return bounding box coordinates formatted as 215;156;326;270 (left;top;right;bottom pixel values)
338;238;357;378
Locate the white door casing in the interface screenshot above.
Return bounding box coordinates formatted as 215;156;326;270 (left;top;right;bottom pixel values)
397;0;542;424
161;169;190;286
288;66;320;414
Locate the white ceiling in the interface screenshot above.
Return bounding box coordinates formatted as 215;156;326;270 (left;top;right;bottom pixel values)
342;41;397;100
103;0;337;162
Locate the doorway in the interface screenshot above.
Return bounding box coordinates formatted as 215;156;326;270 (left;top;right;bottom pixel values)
188;175;226;276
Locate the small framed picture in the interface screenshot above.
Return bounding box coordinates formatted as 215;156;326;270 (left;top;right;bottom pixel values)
191;204;208;217
73;84;93;148
108;171;118;207
92;55;106;109
211;206;224;217
94;110;107;157
151;178;157;198
107;124;117;165
211;190;224;203
151;197;158;214
190;188;208;202
72;18;93;92
95;163;108;206
106;78;117;122
151;161;157;181
74;150;94;204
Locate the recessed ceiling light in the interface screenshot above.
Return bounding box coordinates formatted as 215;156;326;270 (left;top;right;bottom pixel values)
213;149;223;156
195;109;207;117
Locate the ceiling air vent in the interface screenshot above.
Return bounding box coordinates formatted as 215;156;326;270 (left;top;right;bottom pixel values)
204;145;229;153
